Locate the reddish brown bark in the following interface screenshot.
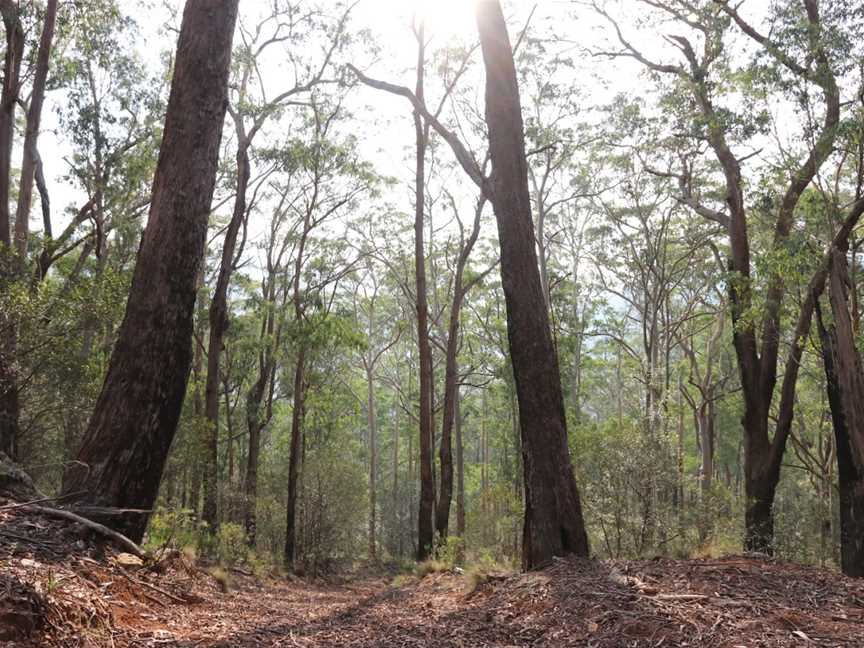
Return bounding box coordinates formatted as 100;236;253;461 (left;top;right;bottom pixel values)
60;0;238;542
476;1;589;569
815;230;864;577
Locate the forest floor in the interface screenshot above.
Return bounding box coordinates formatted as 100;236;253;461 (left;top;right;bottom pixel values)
3;505;864;647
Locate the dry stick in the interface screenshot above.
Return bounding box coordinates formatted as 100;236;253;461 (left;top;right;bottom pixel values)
117;569;188;604
0;490;88;510
26;505;147;559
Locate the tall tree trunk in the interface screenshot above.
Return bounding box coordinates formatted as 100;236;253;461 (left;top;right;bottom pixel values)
455;387;465;539
60;0;238;542
243;296;276;546
0;1;24;460
284;348;306;569
476;0;589;570
367;363;378;561
413;25;435;561
202;142;250;533
14;0;58;259
815;248;864;577
435;199;483;539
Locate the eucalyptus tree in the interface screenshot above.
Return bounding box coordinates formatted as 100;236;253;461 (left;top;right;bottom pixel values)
348;23;481;560
349;262;402;561
594;0;852;553
811;92;864;576
60;0;239;542
201;0;355;532
0;0;58;459
282;97;377;569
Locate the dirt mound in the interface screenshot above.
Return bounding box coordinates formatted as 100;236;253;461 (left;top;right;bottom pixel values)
460;556;864;646
0;503;218;647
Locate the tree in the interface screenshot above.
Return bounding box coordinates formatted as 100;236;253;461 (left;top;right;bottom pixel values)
0;0;57;459
350;1;591;569
60;0;239;542
475;0;589;569
201;0;352;533
596;0;843;553
434;193;488;539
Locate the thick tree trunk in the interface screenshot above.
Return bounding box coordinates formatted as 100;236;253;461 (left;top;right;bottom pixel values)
60;0;238;542
476;1;589;570
816;248;864;577
202;143;250;532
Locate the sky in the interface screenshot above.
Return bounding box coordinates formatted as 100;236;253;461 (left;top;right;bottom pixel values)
30;0;785;260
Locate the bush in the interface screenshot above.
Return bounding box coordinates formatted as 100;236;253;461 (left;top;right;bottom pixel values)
216;522;249;566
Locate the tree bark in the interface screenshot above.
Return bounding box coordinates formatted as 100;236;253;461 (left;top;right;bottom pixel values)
455;388;465;539
60;0;238;542
202;141;250;533
435;198;483;539
413;24;435;562
284;348;306;569
367;362;377;561
816;247;864;577
13;0;58;260
0;1;24;460
475;1;589;570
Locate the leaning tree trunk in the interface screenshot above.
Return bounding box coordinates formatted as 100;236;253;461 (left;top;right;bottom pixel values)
14;0;58;260
815;247;864;577
476;1;589;570
60;0;238;542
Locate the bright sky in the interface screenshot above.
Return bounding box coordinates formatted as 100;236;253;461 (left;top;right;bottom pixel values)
31;0;754;250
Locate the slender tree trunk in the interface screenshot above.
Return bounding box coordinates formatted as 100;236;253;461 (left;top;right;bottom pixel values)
413;26;435;561
202;142;250;532
60;0;238;542
816;248;864;577
0;2;24;460
476;1;589;570
243;375;266;546
392;395;400;556
14;0;57;260
284;348;306;569
367;363;378;561
455;387;465;539
243;297;276;545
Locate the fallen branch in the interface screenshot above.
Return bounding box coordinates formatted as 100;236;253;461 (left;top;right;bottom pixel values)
27;505;147;559
0;490;87;510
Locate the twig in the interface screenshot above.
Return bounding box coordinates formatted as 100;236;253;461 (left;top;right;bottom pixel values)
117;569;188;604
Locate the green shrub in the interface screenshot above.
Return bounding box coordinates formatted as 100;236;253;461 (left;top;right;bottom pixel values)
216;522;249;566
